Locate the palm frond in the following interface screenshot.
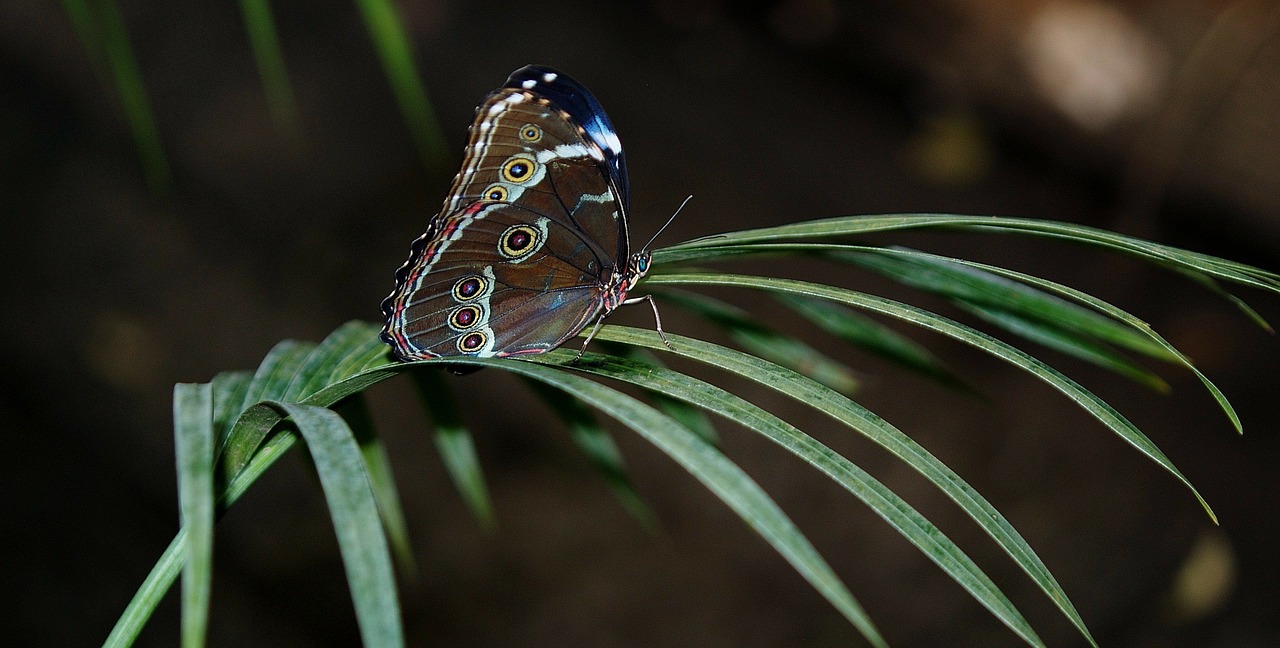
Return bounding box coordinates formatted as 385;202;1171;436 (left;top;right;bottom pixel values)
108;214;1280;648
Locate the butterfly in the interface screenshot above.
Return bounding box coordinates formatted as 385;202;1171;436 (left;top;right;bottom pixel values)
381;65;668;362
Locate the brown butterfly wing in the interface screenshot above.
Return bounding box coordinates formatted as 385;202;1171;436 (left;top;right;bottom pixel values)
382;85;628;359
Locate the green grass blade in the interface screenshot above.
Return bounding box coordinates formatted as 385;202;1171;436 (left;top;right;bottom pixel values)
354;0;450;174
593;325;1095;646
217;349;399;514
409;369;495;527
655;289;861;395
548;350;1045;646
646;273;1217;522
1176;267;1274;331
410;356;886;647
216;405;290;490
336;395;417;574
842;248;1177;360
523;377;656;528
666;214;1280;295
115;376;240;645
775;292;969;390
128;391;406;647
303;361;402;409
965;305;1168;391
607;343;720;445
656;243;1244;433
237;0;298;129
926;256;1242;433
659;241;1170;363
322;321;398;383
357;437;416;574
221;417;302;506
864;246;1242;432
284;322;388;403
218;340;317;481
173;383;214;648
238;340;317;410
109;416;304;645
265;401;403;648
210;371;252;449
214;326;396;503
61;0;170;193
104;529;187;648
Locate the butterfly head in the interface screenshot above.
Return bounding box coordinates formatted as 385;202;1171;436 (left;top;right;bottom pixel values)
628;251;652;282
599;252;652;314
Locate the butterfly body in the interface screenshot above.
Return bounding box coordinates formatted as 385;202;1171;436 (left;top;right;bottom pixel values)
381;66;651;360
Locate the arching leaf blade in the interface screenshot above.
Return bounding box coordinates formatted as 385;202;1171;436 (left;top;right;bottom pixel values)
408;356;886;647
218;340;316;478
549;351;1045;647
838;247;1176;361
963;305;1169;392
655;243;1244;434
592;325;1095;647
645;273;1217;522
264;401;403;648
173;383;214;648
335;395;417;575
656;289;861;395
605;343;720;445
773;292;970;390
523;377;656;528
409;369;494;527
283;322;383;403
665;214;1280;294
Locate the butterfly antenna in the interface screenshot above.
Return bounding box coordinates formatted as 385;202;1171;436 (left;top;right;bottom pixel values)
641;195;691;252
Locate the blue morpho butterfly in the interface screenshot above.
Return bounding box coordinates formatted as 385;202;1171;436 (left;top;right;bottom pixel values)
381;65;671;363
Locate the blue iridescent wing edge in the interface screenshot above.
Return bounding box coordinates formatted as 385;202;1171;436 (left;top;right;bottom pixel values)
504;64;630;208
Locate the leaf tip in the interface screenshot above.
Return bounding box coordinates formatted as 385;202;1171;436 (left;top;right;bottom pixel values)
1200;496;1220;526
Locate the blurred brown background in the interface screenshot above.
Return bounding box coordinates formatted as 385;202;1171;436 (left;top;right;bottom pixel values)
3;0;1279;646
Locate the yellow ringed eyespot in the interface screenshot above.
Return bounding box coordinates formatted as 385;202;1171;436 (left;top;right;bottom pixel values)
457;330;488;353
452;275;487;302
483;184;509;201
499;224;540;259
448;305;483;331
501;156;536;183
518;124;543;142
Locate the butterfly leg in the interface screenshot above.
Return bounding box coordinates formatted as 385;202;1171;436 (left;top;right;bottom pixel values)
623;294;675;351
574;316;608;362
574;294;674;362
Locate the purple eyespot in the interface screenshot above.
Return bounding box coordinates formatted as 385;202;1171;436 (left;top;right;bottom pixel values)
453;276;486;301
458;331;487;353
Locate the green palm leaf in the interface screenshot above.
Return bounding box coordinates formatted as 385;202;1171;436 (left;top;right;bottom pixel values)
646;271;1216;521
107;214;1280;648
543;347;1044;645
409;369;494;526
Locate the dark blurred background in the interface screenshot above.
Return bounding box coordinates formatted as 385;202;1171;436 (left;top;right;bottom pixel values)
3;0;1279;646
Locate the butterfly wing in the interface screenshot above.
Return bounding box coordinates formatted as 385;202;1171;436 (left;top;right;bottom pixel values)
382;67;631;359
505;65;630;213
